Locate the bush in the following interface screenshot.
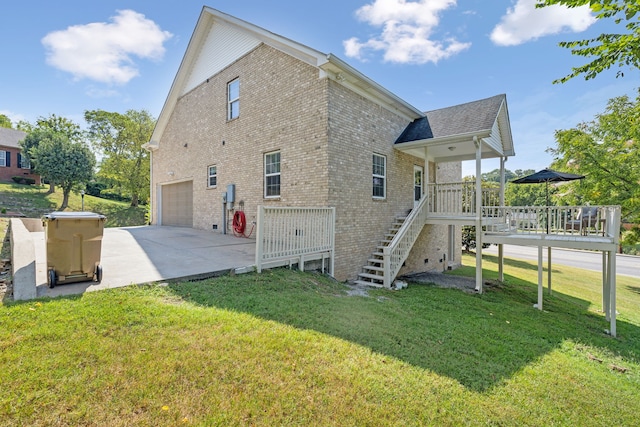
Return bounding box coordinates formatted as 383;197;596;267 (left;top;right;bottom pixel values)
462;225;490;252
11;176;36;185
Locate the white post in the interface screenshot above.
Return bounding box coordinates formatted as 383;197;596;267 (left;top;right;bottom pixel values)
609;250;616;337
547;246;552;295
537;245;543;310
255;206;264;273
603;250;609;320
498;157;505;282
424;147;430;212
474;137;483;293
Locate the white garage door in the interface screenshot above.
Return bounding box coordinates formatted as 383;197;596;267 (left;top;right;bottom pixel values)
161;181;193;227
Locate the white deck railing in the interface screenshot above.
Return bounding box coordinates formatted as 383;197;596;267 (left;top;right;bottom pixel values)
427;182;500;215
382;195;430;288
483;205;621;239
256;206;335;274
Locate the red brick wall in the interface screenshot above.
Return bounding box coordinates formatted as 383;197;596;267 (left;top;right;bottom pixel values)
0;147;41;185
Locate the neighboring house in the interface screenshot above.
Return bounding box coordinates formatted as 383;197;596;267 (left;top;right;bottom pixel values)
145;7;515;284
0;127;41;185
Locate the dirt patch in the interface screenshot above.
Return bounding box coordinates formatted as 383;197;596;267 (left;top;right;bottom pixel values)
399;271;501;293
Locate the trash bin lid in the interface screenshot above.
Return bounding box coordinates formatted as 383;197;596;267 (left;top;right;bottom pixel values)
43;212;106;221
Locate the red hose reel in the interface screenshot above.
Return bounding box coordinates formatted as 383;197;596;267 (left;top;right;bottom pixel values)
232;210;254;238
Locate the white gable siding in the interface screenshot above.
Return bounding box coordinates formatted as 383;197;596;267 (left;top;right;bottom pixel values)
183;21;261;95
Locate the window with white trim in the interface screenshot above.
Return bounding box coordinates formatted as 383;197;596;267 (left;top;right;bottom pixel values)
264;151;281;198
0;150;6;167
208;165;217;188
372;153;386;199
227;78;240;120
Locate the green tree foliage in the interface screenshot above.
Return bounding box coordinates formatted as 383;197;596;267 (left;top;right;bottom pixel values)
85;109;153;207
20;115;83;193
537;0;640;83
30;130;96;210
548;92;640;224
0;114;12;129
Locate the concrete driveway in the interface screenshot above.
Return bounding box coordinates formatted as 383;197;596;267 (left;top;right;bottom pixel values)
34;226;256;298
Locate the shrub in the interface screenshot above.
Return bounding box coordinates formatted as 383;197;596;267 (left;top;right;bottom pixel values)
11;176;36;185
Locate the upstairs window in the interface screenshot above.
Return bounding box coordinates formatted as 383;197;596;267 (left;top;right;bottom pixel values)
227;78;240;120
372;153;386;199
264;151;281;198
208;165;217;188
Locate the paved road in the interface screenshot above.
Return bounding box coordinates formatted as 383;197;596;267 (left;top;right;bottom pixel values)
483;245;639;278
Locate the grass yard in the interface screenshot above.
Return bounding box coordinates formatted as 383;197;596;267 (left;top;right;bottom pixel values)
0;182;146;227
1;252;639;426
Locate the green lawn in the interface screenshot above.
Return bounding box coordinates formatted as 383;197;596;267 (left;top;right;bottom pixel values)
0;182;146;227
1;253;639;426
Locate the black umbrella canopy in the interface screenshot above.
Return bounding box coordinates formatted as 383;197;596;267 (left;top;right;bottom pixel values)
511;168;585;184
511;168;585;207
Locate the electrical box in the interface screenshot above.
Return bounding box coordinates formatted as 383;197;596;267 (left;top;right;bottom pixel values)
227;184;236;203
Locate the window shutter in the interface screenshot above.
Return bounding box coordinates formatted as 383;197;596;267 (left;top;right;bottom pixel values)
17;153;21;168
5;151;10;167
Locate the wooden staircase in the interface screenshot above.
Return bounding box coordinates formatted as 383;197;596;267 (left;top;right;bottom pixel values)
354;216;407;288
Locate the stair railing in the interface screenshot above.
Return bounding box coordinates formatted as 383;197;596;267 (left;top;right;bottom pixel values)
382;195;429;288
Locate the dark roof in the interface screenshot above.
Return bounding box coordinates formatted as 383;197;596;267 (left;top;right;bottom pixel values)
0;127;27;149
395;94;506;144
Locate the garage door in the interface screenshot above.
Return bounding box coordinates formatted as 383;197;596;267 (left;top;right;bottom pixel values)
161;181;193;227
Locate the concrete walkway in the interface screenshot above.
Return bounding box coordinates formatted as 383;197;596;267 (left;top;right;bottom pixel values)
34;226;256;298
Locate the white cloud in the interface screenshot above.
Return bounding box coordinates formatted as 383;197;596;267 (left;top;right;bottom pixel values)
343;0;471;64
0;110;25;125
490;0;595;46
42;9;173;85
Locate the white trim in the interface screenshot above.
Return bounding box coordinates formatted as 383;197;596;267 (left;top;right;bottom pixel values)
264;150;281;198
372;153;386;200
207;165;217;188
227;78;240;121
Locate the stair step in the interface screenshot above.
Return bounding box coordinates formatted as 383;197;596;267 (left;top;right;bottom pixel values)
353;280;385;288
358;272;384;280
363;265;384;272
367;258;383;264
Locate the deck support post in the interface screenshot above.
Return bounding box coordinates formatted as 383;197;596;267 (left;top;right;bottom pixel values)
602;251;609;319
537;245;543;310
547;246;552;295
609;250;616;337
498;157;506;282
474;136;483;293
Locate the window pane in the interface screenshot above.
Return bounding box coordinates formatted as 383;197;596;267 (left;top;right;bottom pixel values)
266;174;280;197
265;152;280;174
229;100;239;119
228;80;239;100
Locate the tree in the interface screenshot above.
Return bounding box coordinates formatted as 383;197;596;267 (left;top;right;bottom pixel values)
537;0;640;83
0;114;12;128
547;92;640;224
481;168;518;183
19;115;83;193
84;109;153;207
30;130;95;210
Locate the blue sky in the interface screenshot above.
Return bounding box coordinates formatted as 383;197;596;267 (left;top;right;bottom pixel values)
1;0;636;176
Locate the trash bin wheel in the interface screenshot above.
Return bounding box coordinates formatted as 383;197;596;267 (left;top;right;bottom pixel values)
95;265;103;283
48;269;57;288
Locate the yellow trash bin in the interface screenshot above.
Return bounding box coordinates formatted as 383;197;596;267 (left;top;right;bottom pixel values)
42;212;106;288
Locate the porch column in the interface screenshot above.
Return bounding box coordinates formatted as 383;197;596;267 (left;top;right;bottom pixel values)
424;147;430;199
498;157;506;281
474;136;483;293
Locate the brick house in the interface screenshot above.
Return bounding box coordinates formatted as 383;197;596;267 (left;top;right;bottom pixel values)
145;7;515;284
0;127;41;185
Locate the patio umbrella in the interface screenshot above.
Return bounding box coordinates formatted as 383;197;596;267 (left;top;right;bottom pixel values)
511;168;585;207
